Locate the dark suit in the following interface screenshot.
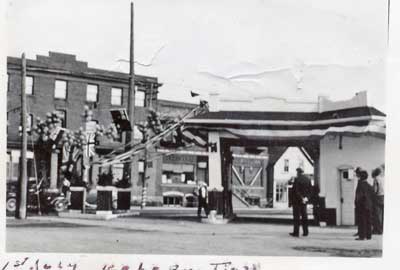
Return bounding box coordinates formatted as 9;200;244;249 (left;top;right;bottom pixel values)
291;174;312;236
355;180;374;239
372;195;384;234
372;178;384;234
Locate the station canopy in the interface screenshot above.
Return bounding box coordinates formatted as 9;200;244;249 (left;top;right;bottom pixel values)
183;106;386;141
96;92;386;166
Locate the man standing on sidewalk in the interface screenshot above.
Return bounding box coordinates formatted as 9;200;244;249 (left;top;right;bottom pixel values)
355;170;374;240
197;181;209;219
354;167;363;237
290;168;313;237
372;166;384;235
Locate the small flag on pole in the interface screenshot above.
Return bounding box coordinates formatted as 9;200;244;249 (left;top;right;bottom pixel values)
190;91;200;97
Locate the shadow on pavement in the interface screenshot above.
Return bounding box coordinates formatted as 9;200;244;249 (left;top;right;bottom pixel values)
292;246;382;257
6;221;98;228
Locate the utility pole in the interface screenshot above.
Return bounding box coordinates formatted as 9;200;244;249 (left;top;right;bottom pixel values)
124;2;136;183
17;53;28;219
388;0;390;44
141;147;147;209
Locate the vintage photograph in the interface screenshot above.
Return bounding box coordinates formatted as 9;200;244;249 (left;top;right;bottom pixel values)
4;0;387;258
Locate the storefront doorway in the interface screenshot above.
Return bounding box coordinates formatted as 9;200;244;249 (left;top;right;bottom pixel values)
338;166;356;225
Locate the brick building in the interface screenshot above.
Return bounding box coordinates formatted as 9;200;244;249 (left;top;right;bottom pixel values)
6;52;212;206
6;51;274;208
6;52;161;187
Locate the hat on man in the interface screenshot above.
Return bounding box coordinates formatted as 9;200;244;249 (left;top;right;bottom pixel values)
296;167;304;173
198;181;207;187
372;167;382;178
355;167;363;177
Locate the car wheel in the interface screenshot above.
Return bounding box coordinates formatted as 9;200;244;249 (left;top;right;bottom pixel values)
6;197;17;213
54;199;68;212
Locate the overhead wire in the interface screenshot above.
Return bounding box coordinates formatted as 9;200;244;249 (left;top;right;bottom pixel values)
96;102;205;164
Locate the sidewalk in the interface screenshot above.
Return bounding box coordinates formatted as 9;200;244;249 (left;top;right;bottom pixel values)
138;207;314;223
49;206;313;224
6;215;382;257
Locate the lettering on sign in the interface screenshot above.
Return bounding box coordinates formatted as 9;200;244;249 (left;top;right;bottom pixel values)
163;155;196;164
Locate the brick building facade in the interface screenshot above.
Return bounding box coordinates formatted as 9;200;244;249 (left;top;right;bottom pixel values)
6;52;211;206
6;52;270;208
6;52;161;185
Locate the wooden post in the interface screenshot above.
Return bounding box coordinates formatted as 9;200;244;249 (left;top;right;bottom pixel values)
141;148;147;209
222;144;233;218
17;53;28;219
261;159;268;206
129;1;135;127
266;164;274;207
124;1;136;189
388;0;390;44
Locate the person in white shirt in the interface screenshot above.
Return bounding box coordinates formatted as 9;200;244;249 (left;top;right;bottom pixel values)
197;181;209;219
372;166;384;235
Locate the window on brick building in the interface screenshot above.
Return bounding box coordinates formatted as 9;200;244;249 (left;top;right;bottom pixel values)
111;87;122;106
135;90;145;107
87;84;98;102
26;76;34;95
161;164;195;185
55;110;66;128
54;80;67;99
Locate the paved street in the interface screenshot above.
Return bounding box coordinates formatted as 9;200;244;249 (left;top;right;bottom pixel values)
6;216;382;257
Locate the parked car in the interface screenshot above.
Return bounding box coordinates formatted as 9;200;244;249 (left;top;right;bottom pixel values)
6;179;69;214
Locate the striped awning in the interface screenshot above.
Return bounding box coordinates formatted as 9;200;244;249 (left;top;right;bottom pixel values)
223;123;385;140
184;106;386;140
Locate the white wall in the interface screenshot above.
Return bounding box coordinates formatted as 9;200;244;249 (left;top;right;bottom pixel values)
318;91;369;113
320;135;385;225
274;147;314;182
209;90;370;113
213;96;318;112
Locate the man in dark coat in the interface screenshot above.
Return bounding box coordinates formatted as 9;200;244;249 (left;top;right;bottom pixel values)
355;170;374;240
290;168;313;237
354;167;363;237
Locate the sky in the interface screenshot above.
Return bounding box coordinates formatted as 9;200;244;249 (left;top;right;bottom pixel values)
6;0;389;111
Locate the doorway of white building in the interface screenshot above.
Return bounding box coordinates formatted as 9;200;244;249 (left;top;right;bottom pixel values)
338;166;356;225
